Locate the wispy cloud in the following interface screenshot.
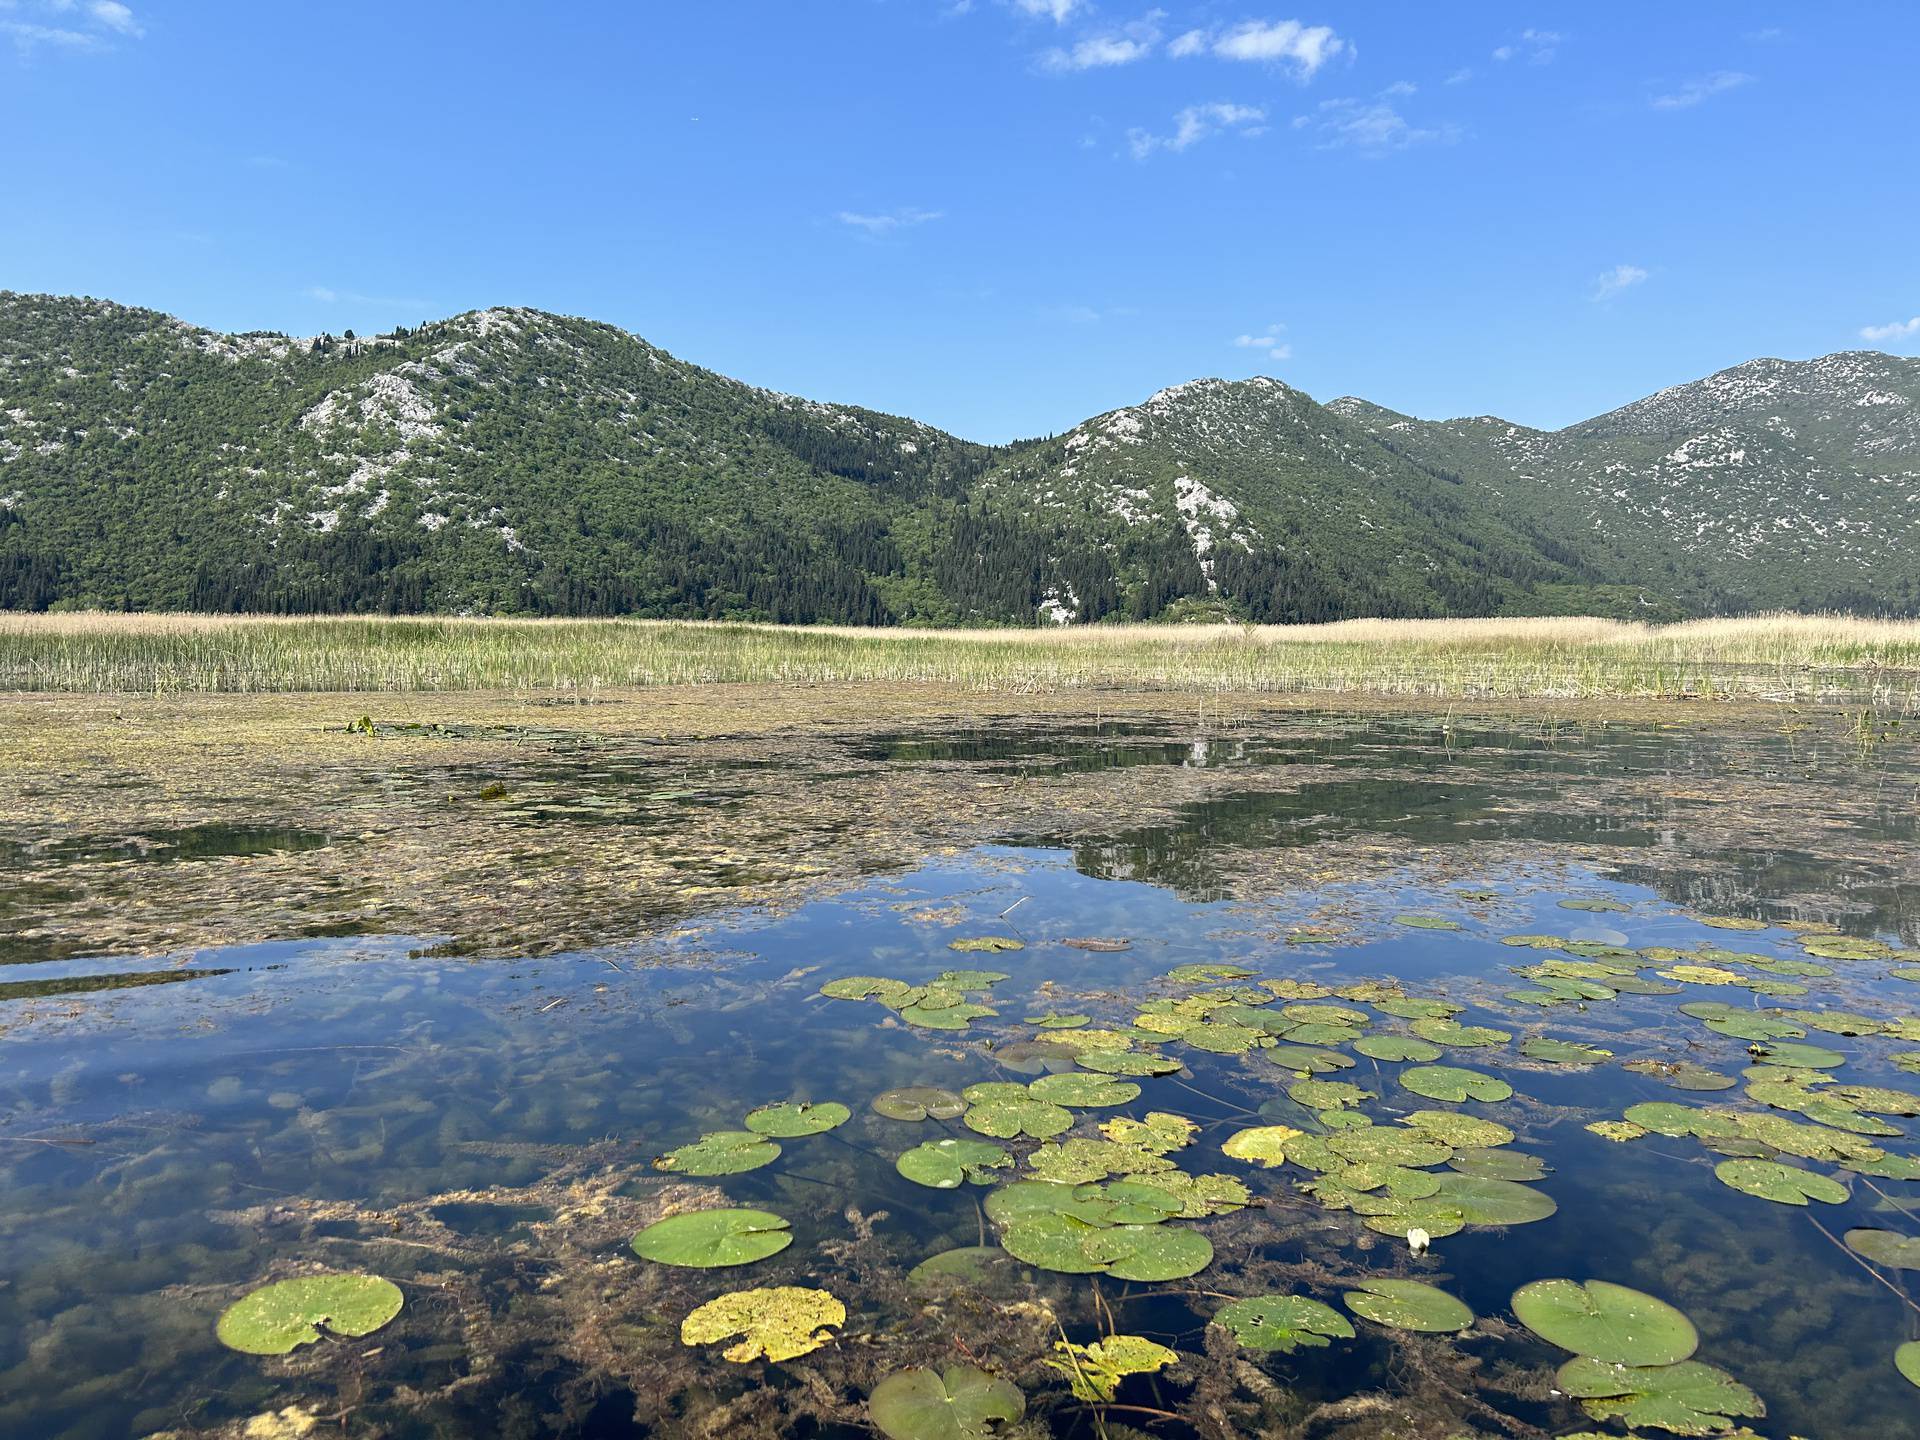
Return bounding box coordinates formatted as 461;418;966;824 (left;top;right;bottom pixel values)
1010;0;1083;23
1170;19;1346;78
1860;316;1920;344
1294;93;1459;153
1592;264;1648;301
305;285;430;311
1651;71;1752;110
1127;101;1267;159
1233;324;1292;360
2;0;143;53
835;208;945;235
1040;11;1163;72
1492;29;1561;65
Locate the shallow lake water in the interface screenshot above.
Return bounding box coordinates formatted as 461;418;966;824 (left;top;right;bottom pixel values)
3;711;1919;1439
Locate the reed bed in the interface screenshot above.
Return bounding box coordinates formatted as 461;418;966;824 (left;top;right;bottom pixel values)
1;612;1917;705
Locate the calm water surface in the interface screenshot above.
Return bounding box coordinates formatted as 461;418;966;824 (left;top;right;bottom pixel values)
3;716;1918;1439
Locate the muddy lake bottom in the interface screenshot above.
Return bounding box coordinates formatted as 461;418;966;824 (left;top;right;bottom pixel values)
3;691;1920;1439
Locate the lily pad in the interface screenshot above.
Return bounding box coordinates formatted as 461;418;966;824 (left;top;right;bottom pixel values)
216;1274;403;1355
632;1209;793;1268
901;1000;997;1030
1099;1112;1197;1153
1213;1295;1354;1353
1046;1335;1177;1402
870;1365;1025;1440
1028;1013;1090;1028
1511;1279;1698;1365
1403;1111;1514;1148
1898;1341;1920;1389
1166;962;1254;983
1028;1072;1140;1108
1429;1172;1557;1225
1521;1037;1612;1065
1713;1159;1847;1206
960;1082;1073;1139
1556;1356;1764;1434
897;1138;1013;1189
655;1130;780;1176
1396;914;1463;930
1222;1125;1302;1168
949;937;1023;953
1410;1019;1511;1049
1622;1059;1738;1092
1342;1278;1474;1332
938;968;1011;987
1353;1035;1444;1063
1449;1148;1548;1181
680;1285;844;1363
1844;1229;1920;1269
1399;1065;1513;1103
1288;1078;1369;1112
1076;1049;1182;1076
820;976;917;1002
872;1087;966;1122
744;1101;850;1137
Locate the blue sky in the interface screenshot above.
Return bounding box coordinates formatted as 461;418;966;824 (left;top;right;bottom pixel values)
3;2;1916;442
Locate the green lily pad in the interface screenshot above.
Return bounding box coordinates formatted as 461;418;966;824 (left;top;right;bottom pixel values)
632;1209;793;1268
1165;962;1255;982
960;1083;1073;1139
906;1247;1030;1297
1213;1295;1354;1353
1222;1125;1302;1168
1399;1065;1513;1103
1396;914;1463;930
655;1130;780;1176
1748;1040;1846;1069
1288;1078;1369;1111
1521;1038;1612;1065
1622;1060;1737;1092
1844;1229;1920;1269
1353;1035;1444;1062
1131;1170;1251;1217
216;1274;403;1355
869;1364;1025;1440
1621;1103;1739;1139
680;1285;844;1363
1028;1012;1090;1028
1028;1072;1141;1108
1713;1159;1847;1206
1402;1111;1514;1148
744;1101;850;1137
1560;898;1631;912
1373;997;1463;1020
1429;1172;1557;1225
938;968;1011;987
1099;1112;1197;1153
1696;915;1768;931
1046;1335;1177;1402
901;1001;998;1030
1328;1127;1452;1168
872;1087;966;1122
1898;1341;1920;1389
820;976;917;1002
897;1138;1012;1189
1511;1279;1698;1365
1449;1147;1547;1181
999;1213;1211;1280
1410;1019;1511;1049
1076;1049;1182;1076
1342;1278;1473;1332
1556;1356;1764;1434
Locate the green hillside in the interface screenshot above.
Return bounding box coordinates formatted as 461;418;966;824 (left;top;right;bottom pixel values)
3;292;1915;621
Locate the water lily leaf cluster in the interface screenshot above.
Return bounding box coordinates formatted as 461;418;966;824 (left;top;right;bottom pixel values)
819;969;1004;1031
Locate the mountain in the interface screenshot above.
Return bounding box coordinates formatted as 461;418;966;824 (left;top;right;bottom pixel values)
1327;351;1920;613
2;291;1915;621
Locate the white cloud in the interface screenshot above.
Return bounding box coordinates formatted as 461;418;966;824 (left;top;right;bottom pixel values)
1592;264;1648;301
835;208;945;234
1493;29;1560;64
1011;0;1082;23
1127;101;1267;159
1040;11;1164;72
305;285;430;312
1445;66;1473;85
1191;18;1346;77
1860;317;1920;343
1;0;140;51
1651;71;1752;109
88;1;140;36
1233;324;1291;360
1294;94;1458;153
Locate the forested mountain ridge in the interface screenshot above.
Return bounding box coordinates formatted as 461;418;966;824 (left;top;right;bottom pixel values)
1327;350;1920;614
3;291;1915;620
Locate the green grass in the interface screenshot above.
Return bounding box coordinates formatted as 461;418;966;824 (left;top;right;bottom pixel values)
2;613;1919;705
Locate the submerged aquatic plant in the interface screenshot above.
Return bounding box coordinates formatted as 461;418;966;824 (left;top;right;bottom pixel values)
1045;1335;1178;1402
1211;1294;1354;1353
